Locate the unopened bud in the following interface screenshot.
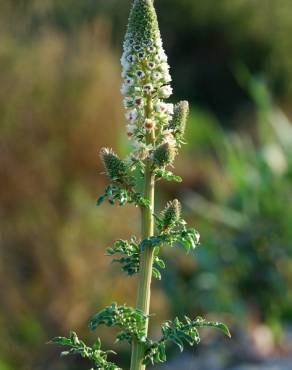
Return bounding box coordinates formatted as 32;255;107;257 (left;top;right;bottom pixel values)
153;142;176;167
169;101;189;137
161;199;181;229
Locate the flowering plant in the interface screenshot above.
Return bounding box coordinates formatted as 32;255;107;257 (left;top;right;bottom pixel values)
50;1;230;369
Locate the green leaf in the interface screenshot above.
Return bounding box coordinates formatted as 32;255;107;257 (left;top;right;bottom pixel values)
155;169;182;182
169;334;184;352
155;258;165;269
49;333;121;370
193;317;231;338
89;304;147;342
92;338;101;350
158;343;167;362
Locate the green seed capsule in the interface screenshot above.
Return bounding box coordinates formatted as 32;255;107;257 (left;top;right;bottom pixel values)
153;142;176;167
100;148;127;181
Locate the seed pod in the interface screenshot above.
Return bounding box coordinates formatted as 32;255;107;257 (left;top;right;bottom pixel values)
169;101;189;137
153;142;176;167
100;148;127;181
161;199;181;229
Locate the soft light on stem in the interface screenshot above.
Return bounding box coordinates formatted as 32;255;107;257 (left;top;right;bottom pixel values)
130;94;155;370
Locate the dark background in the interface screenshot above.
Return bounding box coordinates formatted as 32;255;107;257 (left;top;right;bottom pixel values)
1;1;292;369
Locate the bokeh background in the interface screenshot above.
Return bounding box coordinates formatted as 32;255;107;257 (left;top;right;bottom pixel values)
1;1;292;370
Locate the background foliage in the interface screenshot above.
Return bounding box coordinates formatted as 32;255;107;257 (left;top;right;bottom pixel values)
1;1;292;370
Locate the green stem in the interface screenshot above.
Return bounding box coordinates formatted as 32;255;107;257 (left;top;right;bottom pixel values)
130;95;155;370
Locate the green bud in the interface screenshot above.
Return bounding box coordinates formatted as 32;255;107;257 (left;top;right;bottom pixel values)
153;143;176;167
161;199;181;230
125;0;160;49
100;148;127;181
169;101;189;137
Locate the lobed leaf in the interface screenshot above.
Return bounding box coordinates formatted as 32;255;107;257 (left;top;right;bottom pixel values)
89;303;148;342
155;169;182;182
96;185;150;208
49;332;121;370
143;315;230;365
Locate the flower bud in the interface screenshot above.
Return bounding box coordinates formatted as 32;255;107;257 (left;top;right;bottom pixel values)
153;142;176;167
100;148;127;181
169;101;189;137
161;199;181;229
159;85;173;98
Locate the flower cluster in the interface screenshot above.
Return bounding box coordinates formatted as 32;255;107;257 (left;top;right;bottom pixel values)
121;0;175;160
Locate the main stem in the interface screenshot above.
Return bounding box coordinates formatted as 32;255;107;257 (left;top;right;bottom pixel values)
130;96;155;370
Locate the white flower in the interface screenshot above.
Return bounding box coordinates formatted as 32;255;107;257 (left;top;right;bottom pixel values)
121;60;130;72
155;103;173;126
144;118;155;130
123;97;133;108
154;55;161;63
134;44;141;52
160;63;169;73
120;54;127;66
143;84;154;93
125;77;134;86
156;38;163;48
127;124;136;132
162;130;176;145
147;62;155;70
127;124;136;138
159;85;173;98
166;103;174;115
125;109;138;122
136;70;145;79
138;51;145;60
148;45;156;53
163;70;172;83
155;102;168;113
134;96;144;106
152;71;162;80
132;141;153;159
158;49;168;62
133;141;153;151
120;84;129;95
127;54;136;63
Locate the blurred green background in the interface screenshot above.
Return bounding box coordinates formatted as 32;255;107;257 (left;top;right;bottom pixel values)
1;1;292;370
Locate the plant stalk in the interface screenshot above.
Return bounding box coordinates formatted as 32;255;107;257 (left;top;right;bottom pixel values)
130;96;155;370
